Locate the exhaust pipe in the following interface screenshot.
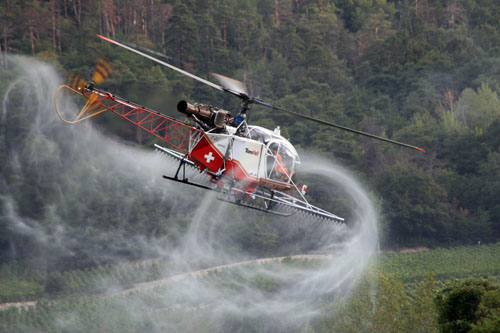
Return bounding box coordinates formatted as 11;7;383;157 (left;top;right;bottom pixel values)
177;100;213;122
177;100;230;128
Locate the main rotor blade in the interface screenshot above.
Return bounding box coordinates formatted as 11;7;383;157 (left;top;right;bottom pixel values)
268;103;426;152
97;35;424;152
210;72;248;98
97;34;224;92
112;38;173;61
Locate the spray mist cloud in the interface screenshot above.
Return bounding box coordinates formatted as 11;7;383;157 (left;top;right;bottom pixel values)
0;56;378;330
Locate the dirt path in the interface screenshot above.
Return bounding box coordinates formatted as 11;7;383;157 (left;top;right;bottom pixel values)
0;301;37;311
118;254;329;296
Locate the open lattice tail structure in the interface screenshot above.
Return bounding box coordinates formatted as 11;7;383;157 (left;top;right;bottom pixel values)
55;86;202;154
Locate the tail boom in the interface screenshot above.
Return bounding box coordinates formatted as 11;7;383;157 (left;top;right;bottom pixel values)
66;86;202;154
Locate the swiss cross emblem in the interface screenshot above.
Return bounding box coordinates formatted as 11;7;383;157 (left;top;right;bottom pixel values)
204;152;215;163
191;136;223;173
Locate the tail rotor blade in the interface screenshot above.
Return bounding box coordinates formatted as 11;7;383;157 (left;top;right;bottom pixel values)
92;56;113;84
68;72;86;91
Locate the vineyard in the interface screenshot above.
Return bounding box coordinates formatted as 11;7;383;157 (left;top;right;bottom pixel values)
376;242;500;284
1;242;500;331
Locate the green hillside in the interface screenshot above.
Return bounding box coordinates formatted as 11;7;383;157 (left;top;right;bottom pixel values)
1;0;500;255
1;242;500;332
378;243;500;284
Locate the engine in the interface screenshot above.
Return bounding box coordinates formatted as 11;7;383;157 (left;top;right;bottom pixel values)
177;100;230;130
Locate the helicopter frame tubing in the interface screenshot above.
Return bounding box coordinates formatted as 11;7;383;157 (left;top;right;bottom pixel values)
86;87;203;154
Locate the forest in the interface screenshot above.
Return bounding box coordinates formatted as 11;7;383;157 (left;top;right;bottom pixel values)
1;0;499;252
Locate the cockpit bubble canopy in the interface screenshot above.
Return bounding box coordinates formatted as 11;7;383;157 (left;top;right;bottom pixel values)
248;125;299;162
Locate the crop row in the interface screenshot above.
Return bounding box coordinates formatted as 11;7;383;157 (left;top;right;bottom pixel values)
0;258;181;303
375;242;500;282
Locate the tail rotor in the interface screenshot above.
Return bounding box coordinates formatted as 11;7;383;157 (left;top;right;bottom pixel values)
56;57;114;124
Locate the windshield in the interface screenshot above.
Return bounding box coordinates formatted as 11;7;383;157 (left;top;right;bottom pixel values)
248;126;299;162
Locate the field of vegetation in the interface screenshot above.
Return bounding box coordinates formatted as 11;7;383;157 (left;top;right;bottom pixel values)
1;242;500;331
377;243;500;285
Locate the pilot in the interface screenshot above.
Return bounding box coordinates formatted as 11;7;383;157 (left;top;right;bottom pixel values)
273;149;289;180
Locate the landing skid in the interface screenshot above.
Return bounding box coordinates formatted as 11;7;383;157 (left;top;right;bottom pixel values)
162;175;214;191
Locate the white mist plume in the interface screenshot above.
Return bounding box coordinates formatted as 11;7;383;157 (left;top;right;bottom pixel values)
1;56;378;330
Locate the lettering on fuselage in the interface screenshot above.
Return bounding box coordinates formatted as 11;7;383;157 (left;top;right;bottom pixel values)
245;148;259;156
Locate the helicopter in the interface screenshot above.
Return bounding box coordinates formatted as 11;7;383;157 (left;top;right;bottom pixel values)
55;34;425;223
